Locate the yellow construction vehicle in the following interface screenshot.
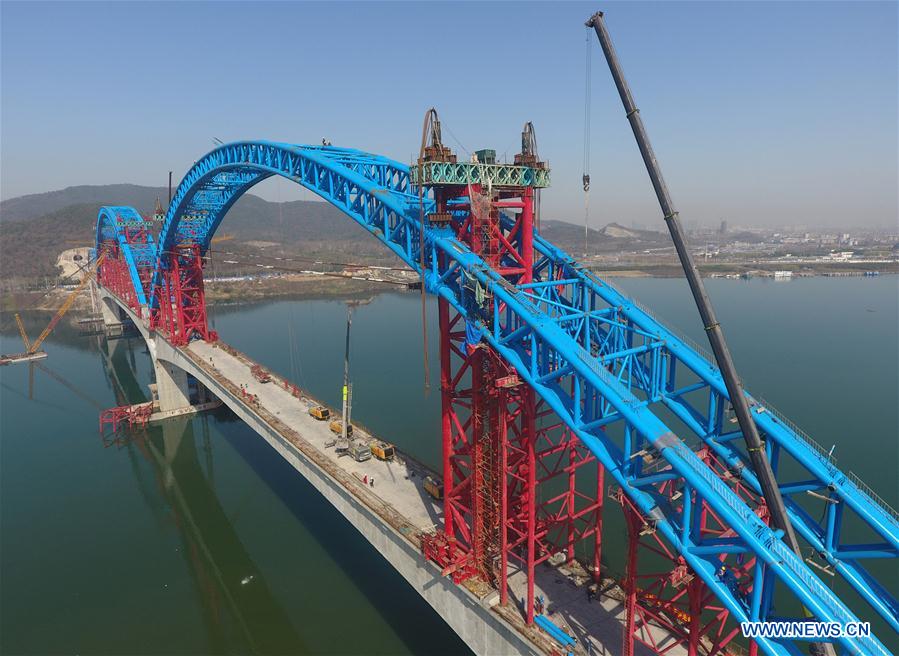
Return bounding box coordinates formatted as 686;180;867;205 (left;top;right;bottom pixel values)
329;419;353;436
423;475;443;501
370;441;395;461
309;405;330;421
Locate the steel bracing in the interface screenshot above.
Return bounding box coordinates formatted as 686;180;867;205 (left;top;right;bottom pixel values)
93;141;898;656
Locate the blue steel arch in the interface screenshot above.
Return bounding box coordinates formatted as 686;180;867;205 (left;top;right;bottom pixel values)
97;142;897;656
148;142;421;309
95;206;155;306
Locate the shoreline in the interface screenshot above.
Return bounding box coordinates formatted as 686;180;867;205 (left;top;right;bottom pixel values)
2;266;894;316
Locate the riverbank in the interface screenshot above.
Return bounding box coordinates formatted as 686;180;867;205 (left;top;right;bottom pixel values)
2;263;894;316
0;274;399;315
590;261;898;278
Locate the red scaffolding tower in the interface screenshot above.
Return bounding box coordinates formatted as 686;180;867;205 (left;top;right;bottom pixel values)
151;243;217;345
615;446;766;656
419;119;604;626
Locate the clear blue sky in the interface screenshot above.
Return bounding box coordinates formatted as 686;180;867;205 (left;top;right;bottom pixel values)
2;1;896;229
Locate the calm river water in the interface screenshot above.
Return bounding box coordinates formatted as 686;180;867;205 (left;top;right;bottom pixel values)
1;276;896;654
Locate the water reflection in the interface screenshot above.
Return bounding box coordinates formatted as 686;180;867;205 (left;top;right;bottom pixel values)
97;338;306;654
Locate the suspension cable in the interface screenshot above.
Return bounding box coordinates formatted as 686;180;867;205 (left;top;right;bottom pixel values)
416;108;438;395
583;32;593;259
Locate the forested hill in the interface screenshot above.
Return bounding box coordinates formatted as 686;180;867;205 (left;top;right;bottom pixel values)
0;184;664;282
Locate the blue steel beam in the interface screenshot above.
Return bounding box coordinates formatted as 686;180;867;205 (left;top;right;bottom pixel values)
95;206;153;306
427;237;889;656
486;212;898;631
96;142;897;656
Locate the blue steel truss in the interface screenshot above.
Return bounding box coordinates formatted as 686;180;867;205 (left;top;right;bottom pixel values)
95;206;155;306
96;142;898;656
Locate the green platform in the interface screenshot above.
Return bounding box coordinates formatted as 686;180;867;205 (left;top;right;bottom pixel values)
410;161;550;188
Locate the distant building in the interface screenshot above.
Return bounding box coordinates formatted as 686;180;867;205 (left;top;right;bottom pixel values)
719;219;728;235
826;251;854;261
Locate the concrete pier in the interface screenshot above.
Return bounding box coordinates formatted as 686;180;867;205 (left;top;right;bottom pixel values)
152;358;192;413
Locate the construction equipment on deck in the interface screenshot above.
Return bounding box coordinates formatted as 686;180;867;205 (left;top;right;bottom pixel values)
329;420;353;437
251;364;271;383
370;441;395;462
423;475;443;501
336;305;354;454
586;8;801;560
348;441;371;462
585;13;833;656
308;405;330;421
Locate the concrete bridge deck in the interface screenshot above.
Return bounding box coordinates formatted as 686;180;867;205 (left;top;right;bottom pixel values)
97;285;682;656
180;339;680;656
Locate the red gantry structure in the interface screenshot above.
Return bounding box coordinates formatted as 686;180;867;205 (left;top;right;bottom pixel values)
421;117;605;626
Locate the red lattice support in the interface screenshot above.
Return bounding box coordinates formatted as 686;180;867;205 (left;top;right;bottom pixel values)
616;446;767;656
98;242;140;313
99;403;152;434
97;214;156;316
151;244;217;346
423;176;605;627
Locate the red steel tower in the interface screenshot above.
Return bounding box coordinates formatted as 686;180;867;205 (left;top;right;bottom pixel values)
418;114;605;625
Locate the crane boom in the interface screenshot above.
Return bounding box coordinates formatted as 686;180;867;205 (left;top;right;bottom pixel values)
28;253;105;354
582;6;831;601
337;305;353;452
14;314;31;351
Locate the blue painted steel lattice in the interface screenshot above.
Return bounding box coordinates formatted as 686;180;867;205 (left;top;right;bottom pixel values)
95;142;898;656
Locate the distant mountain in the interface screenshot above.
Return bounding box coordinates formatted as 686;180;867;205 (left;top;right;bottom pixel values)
539;219;608;246
1;203;99;282
0;184;374;281
598;222;665;241
0;183;665;282
0;183;367;242
539;219;665;253
0;184;170;223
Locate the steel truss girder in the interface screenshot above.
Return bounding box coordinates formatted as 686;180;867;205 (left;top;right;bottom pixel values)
93;142;896;656
616;464;751;656
146;142;423;312
425;238;888;655
512;224;899;635
95;206;155;307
